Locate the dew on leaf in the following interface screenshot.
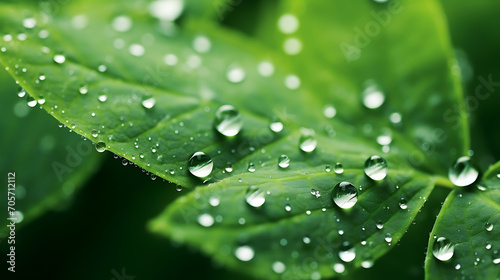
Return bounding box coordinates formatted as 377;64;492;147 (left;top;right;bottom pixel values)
248;162;256;173
91;129;98;138
79;86;88;94
225;162;233;173
376;221;384;230
278;154;290;168
299;128;317;153
284;204;291;212
235;245;254;262
245;186;265;207
325;165;331;172
149;0;184;21
208;197;220;207
188;151;213;178
362;80;385;109
385;233;392;243
455;264;461;270
448;156;478;187
141;97;156;109
272;261;286;274
334;163;344;174
432;237;454;261
332;182;358;209
197;213;214;227
27;96;37;107
493;251;500;264
95;141;106;152
399;198;408;210
53;54;66;64
98;95;108;102
339;242;356;262
485;222;493;232
270;120;283;132
364;155;388;181
486;242;492;250
214;105;243;137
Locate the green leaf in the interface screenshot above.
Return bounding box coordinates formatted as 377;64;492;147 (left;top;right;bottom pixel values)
0;0;467;279
0;68;103;236
425;162;500;280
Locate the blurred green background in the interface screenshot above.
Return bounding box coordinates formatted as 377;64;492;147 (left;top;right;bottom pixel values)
1;0;499;279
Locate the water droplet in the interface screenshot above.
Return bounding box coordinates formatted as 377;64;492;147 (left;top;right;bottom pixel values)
302;236;311;244
485;222;494;232
385;233;392;243
225;162;233;173
325;165;331;172
142;97;156;109
209;197;220;207
98;95;108;102
193;35;211;53
258;61;274;77
197;213;214;227
226;65;245;83
455;264;461;270
362;81;385;109
95;141;106;152
245;186;265;207
339;242;356;262
390;112;402;124
332;182;358;209
333;263;345;273
149;0;184;21
364;155;388;181
323;105;336;118
235;245;254;262
311;189;321;198
98;64;107;72
278;155;290;169
129;43;145;57
284;204;291;212
112;15;132;32
486;242;492;250
270;120;283;132
334;163;344;174
54;54;66;64
91;129;98;138
188;152;213;178
493;251;500;264
278;14;299;34
448;156;478;187
214;105;243;137
433;237;454;261
299;128;317;153
376;221;384;230
283;37;302;55
23;18;37;29
399;198;408;210
248;162;256;173
79;86;88;94
272;261;286;274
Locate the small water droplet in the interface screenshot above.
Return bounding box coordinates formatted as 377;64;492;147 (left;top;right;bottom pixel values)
188;151;213;178
142;97;156;109
448;156;478;187
54;54;66;64
485;222;494;232
129;43;145;57
334;163;344;174
364;155;388;181
258;61;275;77
376;221;384;230
95;141;106;152
325;165;331;172
333;263;345;273
299;128;317;152
493;251;500;264
362;80;385;109
278;155;290;168
385;233;392;243
235;245;254;262
98;95;108;102
399;198;408;210
339;242;356;262
433;237;454;261
97;64;107;72
486;242;492;250
361;260;374;269
79;86;88;94
248;162;256;173
214;105;243;137
91;129;98;138
245;186;265;207
193;35;211;53
283;37;302;55
272;261;286;274
284;204;291;212
224;162;233;173
323;105;336;118
270;120;283;132
390;112;402;124
332;182;358;209
226;65;245;83
197;213;214;227
209;197;220;207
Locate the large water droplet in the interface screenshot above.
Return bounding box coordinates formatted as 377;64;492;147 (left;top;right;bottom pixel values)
235;245;254;261
299;128;317;153
362;81;385;109
339;242;356;262
245;186;265;207
188;151;213;178
95;141;106;152
432;237;454;261
278;154;290;169
332;182;358;209
364;155;388;181
214;105;243;137
448;156;478;187
197;213;214;227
